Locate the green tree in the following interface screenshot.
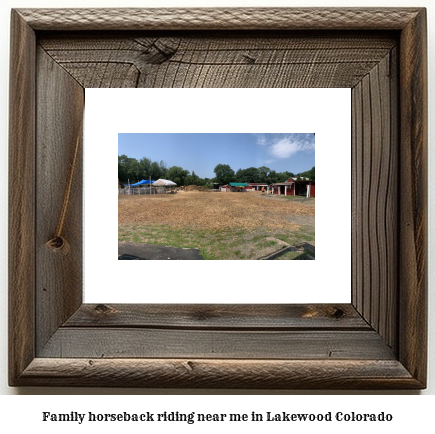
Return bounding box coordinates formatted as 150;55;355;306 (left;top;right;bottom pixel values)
267;169;278;184
276;171;295;182
309;166;315;181
213;163;235;185
245;167;260;183
296;166;315;181
166;166;190;186
235;167;259;183
138;157;152;179
185;170;200;186
149;161;163;180
257;166;271;183
118;154;142;183
159;160;168;178
118;158;127;183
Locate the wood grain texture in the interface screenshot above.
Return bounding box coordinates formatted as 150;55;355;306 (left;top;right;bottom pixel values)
17;358;420;389
39;328;395;360
65;304;369;330
351;50;398;351
8;8;427;389
398;8;428;386
39;33;396;89
35;48;84;353
8;10;36;386
16;8;422;31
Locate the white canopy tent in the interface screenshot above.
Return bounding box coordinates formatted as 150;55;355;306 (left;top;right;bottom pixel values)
152;179;177;187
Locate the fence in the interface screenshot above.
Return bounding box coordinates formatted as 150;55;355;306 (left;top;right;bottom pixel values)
119;187;170;195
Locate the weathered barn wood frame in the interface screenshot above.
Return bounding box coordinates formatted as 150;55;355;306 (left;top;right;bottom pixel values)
9;8;427;388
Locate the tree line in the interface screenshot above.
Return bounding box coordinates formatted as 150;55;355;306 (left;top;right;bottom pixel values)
213;164;315;186
118;154;315;187
118;155;207;186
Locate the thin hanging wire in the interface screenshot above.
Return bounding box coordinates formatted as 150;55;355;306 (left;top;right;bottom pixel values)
45;132;81;255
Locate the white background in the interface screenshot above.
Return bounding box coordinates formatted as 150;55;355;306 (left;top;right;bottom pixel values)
85;88;351;304
0;0;434;419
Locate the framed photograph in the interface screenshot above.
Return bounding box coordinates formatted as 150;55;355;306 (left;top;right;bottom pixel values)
9;8;427;388
86;88;349;304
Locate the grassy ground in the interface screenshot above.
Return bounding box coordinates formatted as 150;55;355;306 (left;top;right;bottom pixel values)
119;191;315;260
118;224;315;260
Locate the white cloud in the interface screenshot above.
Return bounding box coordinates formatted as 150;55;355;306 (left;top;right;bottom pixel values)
256;133;315;160
270;137;300;159
252;133;267;146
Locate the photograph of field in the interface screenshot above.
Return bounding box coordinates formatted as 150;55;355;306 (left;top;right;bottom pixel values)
118;133;315;260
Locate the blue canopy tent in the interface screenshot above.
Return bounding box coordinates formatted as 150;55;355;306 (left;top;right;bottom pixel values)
129;179;155;186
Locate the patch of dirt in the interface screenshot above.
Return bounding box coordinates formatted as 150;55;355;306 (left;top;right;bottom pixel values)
260;194;315;205
286;215;315;226
180;185;208;192
119;191;314;231
240;236;291;260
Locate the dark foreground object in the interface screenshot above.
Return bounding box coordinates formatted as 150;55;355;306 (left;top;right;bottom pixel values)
118;254;145;260
118;241;203;260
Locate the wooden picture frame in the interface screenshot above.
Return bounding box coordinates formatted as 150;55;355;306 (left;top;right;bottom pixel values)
9;8;427;389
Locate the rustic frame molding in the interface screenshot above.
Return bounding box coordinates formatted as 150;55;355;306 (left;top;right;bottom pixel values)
9;8;427;389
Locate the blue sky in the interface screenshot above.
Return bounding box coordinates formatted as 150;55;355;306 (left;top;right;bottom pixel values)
119;133;315;179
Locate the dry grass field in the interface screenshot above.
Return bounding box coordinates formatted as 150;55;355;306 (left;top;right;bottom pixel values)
118;191;315;260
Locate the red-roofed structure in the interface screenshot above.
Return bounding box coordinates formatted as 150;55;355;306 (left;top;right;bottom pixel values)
270;178;315;197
